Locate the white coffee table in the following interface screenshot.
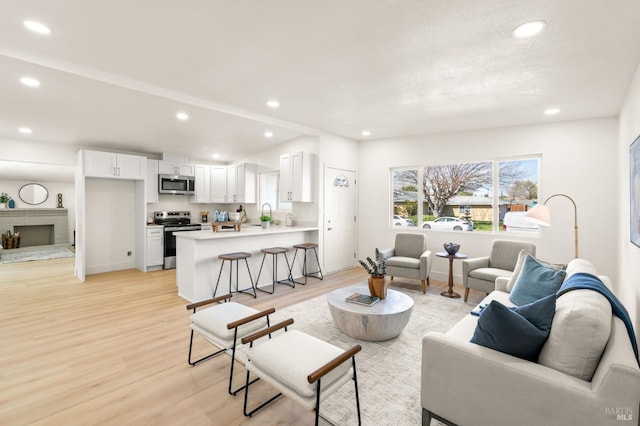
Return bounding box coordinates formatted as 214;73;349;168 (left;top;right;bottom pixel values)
326;283;414;341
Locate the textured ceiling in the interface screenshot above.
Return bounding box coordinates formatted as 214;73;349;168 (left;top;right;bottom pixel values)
1;0;639;165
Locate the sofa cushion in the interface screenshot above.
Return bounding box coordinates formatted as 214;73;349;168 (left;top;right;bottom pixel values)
507;251;567;293
538;289;612;381
470;294;556;361
509;255;566;305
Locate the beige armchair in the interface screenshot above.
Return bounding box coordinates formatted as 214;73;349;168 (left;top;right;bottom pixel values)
381;233;432;293
461;239;536;302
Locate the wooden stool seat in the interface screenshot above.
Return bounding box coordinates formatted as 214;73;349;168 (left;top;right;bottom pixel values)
256;247;294;294
219;252;251;261
214;252;256;298
261;247;289;254
293;243;318;250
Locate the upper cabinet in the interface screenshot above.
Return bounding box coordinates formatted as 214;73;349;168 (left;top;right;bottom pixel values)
83;150;146;180
158;160;195;177
146;159;159;203
190;163;256;204
210;165;228;203
280;152;316;202
191;164;211;203
227;163;256;203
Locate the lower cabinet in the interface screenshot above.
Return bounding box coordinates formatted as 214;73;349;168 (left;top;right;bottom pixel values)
146;227;164;270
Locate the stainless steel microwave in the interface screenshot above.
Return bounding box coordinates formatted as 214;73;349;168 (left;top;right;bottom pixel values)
158;174;196;195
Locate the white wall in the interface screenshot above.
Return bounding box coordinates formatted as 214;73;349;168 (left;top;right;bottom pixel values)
85;178;136;274
618;63;640;340
358;117;619;284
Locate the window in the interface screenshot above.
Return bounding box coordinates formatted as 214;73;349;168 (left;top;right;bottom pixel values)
392;169;418;227
259;172;291;211
390;157;539;232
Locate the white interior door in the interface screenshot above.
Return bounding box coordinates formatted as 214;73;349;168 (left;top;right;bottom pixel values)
324;167;357;273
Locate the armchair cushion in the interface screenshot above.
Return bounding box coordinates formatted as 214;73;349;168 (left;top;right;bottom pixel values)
509;255;566;305
394;233;426;258
386;256;420;269
470;294;556;361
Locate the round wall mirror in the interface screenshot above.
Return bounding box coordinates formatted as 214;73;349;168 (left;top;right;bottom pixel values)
19;183;49;205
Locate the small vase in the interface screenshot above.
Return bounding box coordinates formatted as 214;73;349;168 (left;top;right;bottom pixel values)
261;221;270;229
0;203;6;209
368;276;388;299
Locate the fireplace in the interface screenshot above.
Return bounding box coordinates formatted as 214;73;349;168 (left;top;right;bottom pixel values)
14;225;54;247
0;208;69;247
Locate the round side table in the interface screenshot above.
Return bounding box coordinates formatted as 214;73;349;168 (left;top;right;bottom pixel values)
436;251;468;298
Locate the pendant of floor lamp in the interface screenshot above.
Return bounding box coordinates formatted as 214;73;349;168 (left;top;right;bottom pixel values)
524;193;579;258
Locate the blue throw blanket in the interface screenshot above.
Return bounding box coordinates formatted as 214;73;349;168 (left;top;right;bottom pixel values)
558;273;639;363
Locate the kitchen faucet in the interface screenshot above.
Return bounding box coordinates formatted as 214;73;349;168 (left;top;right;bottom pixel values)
261;203;272;219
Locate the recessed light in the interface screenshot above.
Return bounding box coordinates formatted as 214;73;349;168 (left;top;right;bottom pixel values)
18;127;32;134
512;20;546;38
20;76;40;87
266;99;280;108
264;131;274;138
23;20;52;35
176;111;189;121
212;154;220;159
361;130;371;136
544;108;560;115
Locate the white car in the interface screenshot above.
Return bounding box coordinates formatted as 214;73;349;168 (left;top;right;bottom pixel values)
393;215;415;226
502;211;539;232
422;216;473;231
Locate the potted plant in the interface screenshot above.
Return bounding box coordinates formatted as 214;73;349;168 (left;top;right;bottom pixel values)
359;248;388;299
0;192;9;209
260;215;271;229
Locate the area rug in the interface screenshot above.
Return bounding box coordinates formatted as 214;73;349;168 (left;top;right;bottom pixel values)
268;285;472;425
0;245;74;264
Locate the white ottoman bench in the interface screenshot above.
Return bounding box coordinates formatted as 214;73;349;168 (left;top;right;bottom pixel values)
187;293;274;395
241;319;362;425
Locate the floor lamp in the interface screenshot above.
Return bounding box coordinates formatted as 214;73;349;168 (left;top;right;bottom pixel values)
524;193;579;258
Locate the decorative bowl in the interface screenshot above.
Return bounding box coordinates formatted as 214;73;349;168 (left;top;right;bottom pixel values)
443;242;460;256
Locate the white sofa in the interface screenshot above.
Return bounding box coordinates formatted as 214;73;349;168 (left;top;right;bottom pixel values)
421;258;640;426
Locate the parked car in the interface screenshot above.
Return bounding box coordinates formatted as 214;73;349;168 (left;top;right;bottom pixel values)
502;211;539;232
422;217;473;231
393;215;415;226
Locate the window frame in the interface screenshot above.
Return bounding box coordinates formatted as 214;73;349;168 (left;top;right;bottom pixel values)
390;155;541;233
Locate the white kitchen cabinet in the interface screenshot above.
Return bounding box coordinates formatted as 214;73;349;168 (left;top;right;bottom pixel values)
84;150;146;180
190;164;211;203
146;159;159;203
227;163;256;203
280;152;315;202
210;165;228;203
146;227;164;269
158;160;195;177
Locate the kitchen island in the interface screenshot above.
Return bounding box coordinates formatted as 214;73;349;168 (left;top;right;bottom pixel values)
175;225;319;302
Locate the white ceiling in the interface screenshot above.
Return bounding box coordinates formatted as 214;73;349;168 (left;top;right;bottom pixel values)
1;0;640;166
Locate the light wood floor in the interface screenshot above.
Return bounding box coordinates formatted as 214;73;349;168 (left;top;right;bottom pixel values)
0;257;483;425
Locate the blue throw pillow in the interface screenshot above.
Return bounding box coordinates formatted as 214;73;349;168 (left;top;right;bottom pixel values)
509;255;566;305
470;294;556;361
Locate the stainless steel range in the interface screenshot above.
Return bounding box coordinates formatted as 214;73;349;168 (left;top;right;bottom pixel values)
154;211;201;269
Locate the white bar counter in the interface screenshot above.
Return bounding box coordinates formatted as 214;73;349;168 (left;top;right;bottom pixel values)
175;225;319;302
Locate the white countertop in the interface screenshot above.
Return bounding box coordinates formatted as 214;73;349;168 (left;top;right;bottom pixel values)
174;225;318;240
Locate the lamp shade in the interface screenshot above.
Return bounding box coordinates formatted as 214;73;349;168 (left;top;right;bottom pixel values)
524;204;551;226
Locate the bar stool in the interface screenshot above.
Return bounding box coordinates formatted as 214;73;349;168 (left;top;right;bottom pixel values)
291;243;324;285
214;252;257;298
255;247;294;294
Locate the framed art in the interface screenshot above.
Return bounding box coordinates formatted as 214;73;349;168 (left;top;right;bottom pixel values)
631;134;640;248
